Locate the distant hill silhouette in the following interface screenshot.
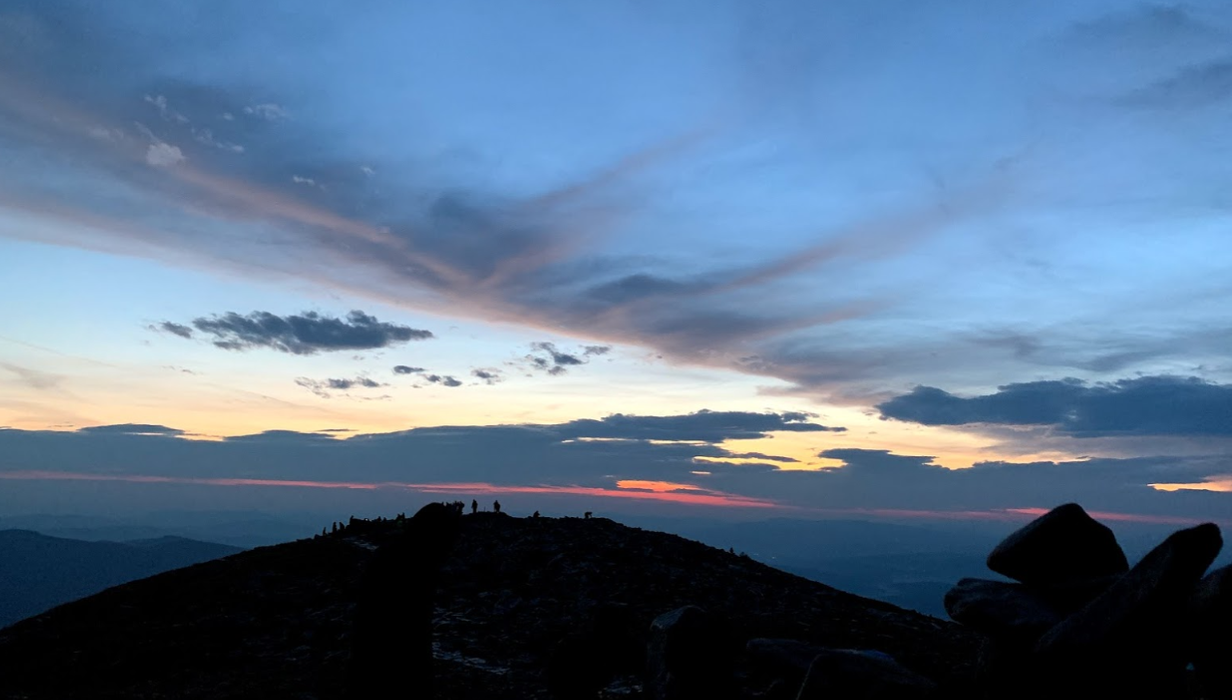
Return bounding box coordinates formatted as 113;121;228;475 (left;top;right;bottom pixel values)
0;529;242;628
0;513;980;699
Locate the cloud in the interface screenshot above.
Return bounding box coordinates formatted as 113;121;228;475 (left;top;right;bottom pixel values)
0;363;62;391
152;321;194;339
222;429;337;443
244;103;288;121
393;365;425;375
1069;5;1225;48
0;416;1228;522
145;142;185;167
7;0;1230;414
1125;59;1232;109
144;94;188;123
423;374;463;388
471;369;502;385
532;342;583;366
179;310;432;354
877;375;1232;437
720;451;800;463
525;342;609;376
77;424;184;436
554;409;843;443
295;376;386;398
192;127;243;153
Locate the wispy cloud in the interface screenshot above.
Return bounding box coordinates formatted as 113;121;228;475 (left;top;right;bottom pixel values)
471;368;502;385
169;310;432;355
423;374;462;388
295;376;387;398
0;363;63;391
151;321;194;339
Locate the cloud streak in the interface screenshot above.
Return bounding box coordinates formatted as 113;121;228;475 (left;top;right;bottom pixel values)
173;310;432;355
877;375;1232;437
295;376;387;398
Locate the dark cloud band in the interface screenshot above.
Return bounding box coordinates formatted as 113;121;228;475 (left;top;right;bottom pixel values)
878;375;1232;437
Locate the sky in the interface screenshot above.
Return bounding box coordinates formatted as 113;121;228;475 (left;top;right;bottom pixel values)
1;0;1231;524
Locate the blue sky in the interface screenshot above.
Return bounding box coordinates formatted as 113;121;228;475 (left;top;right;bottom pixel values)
1;0;1230;521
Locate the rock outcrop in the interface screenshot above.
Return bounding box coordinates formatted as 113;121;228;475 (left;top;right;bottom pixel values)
1189;563;1232;697
646;606;736;700
986;503;1129;587
945;504;1226;700
347;501;462;699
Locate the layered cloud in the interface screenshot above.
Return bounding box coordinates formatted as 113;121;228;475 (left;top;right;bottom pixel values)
553;409;843;442
164;310;432;355
878;375;1232;438
0;411;1227;521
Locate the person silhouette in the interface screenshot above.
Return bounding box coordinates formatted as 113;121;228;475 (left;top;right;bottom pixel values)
493;500;501;514
533;510;540;518
471;499;478;514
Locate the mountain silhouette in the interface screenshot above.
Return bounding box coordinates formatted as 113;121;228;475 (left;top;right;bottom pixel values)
0;529;242;628
0;512;979;699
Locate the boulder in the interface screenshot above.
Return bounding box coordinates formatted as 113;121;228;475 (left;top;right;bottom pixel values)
1032;573;1121;615
1034;523;1222;695
1188;563;1232;698
746;638;828;686
795;648;936;700
546;602;643;699
943;578;1062;640
987;503;1128;587
646;606;736;700
972;638;1041;700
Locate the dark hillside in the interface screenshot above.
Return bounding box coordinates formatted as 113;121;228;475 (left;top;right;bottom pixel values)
0;513;980;699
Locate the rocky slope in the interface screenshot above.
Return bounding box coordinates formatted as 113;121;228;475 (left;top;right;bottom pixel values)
0;513;980;699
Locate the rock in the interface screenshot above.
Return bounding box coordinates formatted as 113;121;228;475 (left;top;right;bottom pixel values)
795;648;937;700
1188;563;1232;698
646;606;736;700
972;638;1040;700
943;578;1062;640
746;638;828;685
760;678;797;700
546;602;642;699
1034;523;1222;696
1032;573;1121;615
347;502;462;700
987;503;1129;587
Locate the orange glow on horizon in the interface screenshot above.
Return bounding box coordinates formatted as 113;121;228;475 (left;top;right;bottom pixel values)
1150;479;1232;493
614;479;703;492
2;470;1218;526
0;470;780;509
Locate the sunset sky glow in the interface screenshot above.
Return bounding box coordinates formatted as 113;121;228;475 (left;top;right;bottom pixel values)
2;0;1231;523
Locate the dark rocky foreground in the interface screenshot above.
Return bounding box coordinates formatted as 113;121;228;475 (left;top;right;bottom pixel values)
945;504;1230;700
0;512;980;699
